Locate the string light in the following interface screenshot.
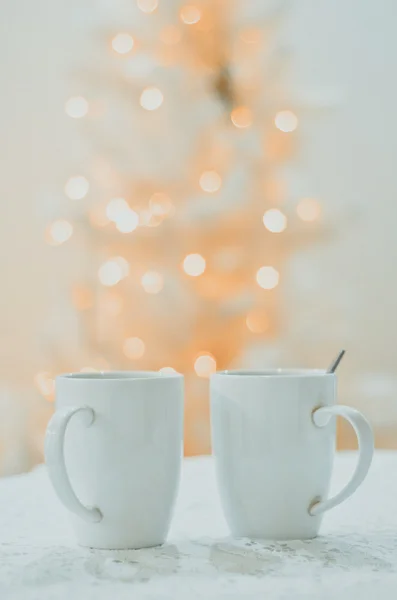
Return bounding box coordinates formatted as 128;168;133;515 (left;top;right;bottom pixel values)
159;367;177;374
123;337;145;359
256;266;279;290
141;270;163;293
98;259;124;286
274;110;298;133
140;87;164;110
137;0;158;13
65;96;88;118
180;5;201;24
199;170;222;193
262;209;287;233
34;372;55;399
65;176;89;200
231;106;252;128
297;198;321;222
111;33;134;54
183;253;206;276
160;26;182;45
246;310;269;333
46;220;73;245
194;353;216;378
240;28;261;44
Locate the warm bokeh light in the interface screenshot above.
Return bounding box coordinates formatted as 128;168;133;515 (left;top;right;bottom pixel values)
199;170;222;193
34;372;55;399
65;176;89;200
262;208;287;233
246;309;269;333
137;0;158;13
111;33;134;54
180;5;201;24
103;290;123;316
160;26;182;45
194;353;216;378
256;266;279;290
240;28;261;44
231;106;252;128
115;209;139;233
114;256;130;277
65;96;88;118
123;337;145;359
98;260;123;286
149;192;174;217
183;253;206;276
141;270;164;293
297;198;321;222
72;285;93;311
106;197;129;221
140;87;164;110
159;367;177;374
274;110;298;133
47;220;73;245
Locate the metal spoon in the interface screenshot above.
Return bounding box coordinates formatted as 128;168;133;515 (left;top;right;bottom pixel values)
327;349;345;374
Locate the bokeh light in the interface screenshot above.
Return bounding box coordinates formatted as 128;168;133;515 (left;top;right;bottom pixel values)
112;33;134;54
262;209;287;233
140;87;164;110
98;260;123;286
183;253;206;276
231;106;252;128
246;310;269;333
123;337;145;359
256;266;279;290
106;197;129;221
141;270;164;293
194;353;216;378
274;110;298;133
137;0;158;13
65;176;89;200
149;192;174;217
115;209;139;233
47;220;73;246
297;198;321;222
180;5;201;24
159;367;177;374
199;170;222;193
65;96;88;118
34;372;55;399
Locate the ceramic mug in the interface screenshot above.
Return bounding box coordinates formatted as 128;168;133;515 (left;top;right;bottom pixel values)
45;371;184;549
211;369;374;540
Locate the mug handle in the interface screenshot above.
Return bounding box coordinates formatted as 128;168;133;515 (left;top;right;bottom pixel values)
45;406;102;523
309;405;374;516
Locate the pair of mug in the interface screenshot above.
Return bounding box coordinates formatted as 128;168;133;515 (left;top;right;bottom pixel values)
45;369;374;549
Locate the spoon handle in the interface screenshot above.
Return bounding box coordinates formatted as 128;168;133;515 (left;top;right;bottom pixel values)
327;349;346;374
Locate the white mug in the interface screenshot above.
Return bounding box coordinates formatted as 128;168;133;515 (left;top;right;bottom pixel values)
45;371;184;549
211;369;374;540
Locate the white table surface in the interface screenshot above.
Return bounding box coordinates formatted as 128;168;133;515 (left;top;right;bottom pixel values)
1;452;397;600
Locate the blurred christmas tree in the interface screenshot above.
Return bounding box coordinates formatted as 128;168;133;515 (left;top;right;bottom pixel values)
43;0;325;455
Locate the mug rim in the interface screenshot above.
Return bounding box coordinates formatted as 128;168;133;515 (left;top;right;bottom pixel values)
213;368;334;378
57;370;183;381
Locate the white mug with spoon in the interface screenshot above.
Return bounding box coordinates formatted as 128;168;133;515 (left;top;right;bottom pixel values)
210;351;374;540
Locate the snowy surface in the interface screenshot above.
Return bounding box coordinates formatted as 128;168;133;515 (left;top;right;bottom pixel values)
1;453;397;599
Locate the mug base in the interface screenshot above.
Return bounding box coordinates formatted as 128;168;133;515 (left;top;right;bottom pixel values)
77;537;166;550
